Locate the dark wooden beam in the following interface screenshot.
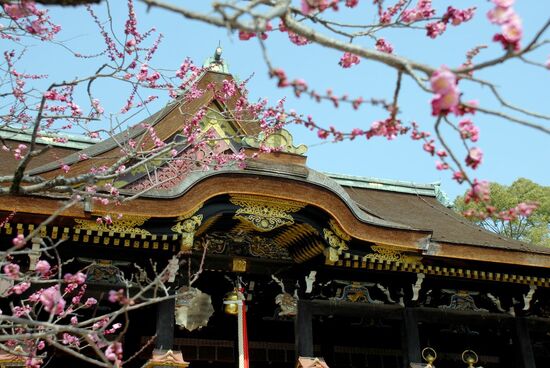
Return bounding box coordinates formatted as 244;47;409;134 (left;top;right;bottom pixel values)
308;299;403;318
295;300;313;358
401;308;421;368
514;317;536;368
155;298;175;350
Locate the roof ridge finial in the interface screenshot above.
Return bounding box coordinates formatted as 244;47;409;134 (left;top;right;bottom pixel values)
203;44;229;73
214;42;222;62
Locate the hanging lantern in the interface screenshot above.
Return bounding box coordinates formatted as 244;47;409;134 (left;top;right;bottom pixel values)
223;290;240;315
175;287;214;331
421;347;437;368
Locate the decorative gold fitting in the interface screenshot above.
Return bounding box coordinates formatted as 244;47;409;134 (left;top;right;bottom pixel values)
223;290;242;316
232;258;247;273
421;347;437;367
462;350;478;368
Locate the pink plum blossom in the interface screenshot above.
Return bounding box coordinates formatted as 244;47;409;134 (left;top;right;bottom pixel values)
375;38;394;54
465;147;483;169
465;179;490;203
40;286;66;315
12;234;26;248
453;171;466;183
63;272;86;285
487;6;513;24
422;140;435;155
11;282;30;295
430;67;460;116
458;119;479;142
105;342;123;362
435;161;449;170
3;263;20;279
426;22;446;39
62;333;80;347
35;260;50;275
339;52;360;68
401;0;435;23
84;297;98;307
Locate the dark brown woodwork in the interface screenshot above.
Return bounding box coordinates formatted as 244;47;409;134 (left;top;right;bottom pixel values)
401;308;421;368
295;300;313;358
155;298;175;350
514;317;536;368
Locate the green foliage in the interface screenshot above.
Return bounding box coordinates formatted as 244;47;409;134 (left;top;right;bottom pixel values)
454;178;550;247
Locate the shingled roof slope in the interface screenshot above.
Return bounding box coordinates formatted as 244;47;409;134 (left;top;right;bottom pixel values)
341;182;550;255
24;71;259;178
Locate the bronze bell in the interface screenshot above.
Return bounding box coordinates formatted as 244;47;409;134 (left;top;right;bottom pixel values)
223;290;239;315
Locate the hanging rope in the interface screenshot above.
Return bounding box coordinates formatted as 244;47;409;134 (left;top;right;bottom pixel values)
237;289;249;368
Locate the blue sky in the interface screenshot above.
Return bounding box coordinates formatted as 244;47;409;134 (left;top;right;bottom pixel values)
12;1;550;199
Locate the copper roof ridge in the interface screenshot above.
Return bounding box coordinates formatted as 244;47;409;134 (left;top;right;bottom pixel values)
115;166;428;232
325;171;439;196
0;126;99;148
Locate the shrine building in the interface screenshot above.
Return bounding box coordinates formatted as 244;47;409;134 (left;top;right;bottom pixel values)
1;53;550;368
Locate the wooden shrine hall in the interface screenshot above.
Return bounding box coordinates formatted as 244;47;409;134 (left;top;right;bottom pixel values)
1;57;550;368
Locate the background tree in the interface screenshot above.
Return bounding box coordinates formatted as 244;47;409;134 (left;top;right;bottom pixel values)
455;178;550;247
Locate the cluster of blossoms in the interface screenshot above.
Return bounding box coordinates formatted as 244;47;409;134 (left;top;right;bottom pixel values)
497;202;539;221
269;68;391;112
460;45;488;75
377;1;474;39
462;201;539;220
430;66;460;116
2;1;61;40
300;0;340;14
375;38;394;54
379;0;408;24
303;113;408;142
426;5;476;39
9;143;28;160
465;147;483;170
338;52;360;68
464;179;491;203
238;22;272;41
487;0;522;51
458;119;480;142
278;20;310;46
0;251;120;366
400;0;434;23
300;0;360;14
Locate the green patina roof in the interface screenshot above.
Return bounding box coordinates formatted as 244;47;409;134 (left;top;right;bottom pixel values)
0;128;99;150
326;172;453;207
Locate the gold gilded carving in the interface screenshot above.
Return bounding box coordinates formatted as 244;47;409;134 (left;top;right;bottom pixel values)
323;228;349;265
172;215;203;234
328;219;351;241
242;129;308;155
172;215;203;252
364;245;422;264
230;194;305;232
74;215;151;236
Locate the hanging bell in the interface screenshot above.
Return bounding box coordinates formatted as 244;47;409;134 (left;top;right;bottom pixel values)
223;290;240;315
